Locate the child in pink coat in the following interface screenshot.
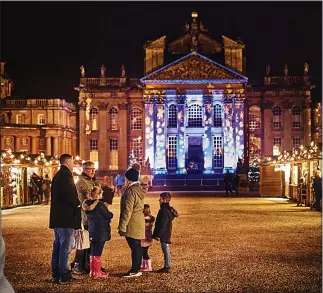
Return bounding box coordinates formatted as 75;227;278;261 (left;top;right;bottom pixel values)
140;204;155;272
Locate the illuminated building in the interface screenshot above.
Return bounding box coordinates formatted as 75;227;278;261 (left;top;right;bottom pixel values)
0;63;77;156
77;12;313;177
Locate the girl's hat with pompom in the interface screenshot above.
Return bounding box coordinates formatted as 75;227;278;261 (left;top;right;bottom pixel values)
125;163;141;182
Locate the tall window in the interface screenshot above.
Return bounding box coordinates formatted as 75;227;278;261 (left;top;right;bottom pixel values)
130;108;142;130
168;105;177;128
272;106;282;129
292;106;301;128
109;139;118;170
214;104;222;127
188;104;202;127
16;114;25;124
167;136;177;170
249;106;261;130
89;139;99;162
0;114;6;124
213;136;223;168
38;114;45;125
109;107;118;130
90;108;99;130
273;137;282;155
292;137;301;149
130;137;143;164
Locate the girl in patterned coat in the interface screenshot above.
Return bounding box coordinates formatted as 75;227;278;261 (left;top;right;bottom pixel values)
140;204;155;272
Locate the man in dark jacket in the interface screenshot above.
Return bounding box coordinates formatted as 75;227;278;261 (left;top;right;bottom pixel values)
153;192;178;273
49;154;81;284
313;171;322;211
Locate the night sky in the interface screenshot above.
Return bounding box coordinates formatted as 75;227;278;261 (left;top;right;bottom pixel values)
1;1;322;103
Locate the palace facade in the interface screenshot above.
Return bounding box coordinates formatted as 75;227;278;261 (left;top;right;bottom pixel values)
76;12;313;175
0;12;316;178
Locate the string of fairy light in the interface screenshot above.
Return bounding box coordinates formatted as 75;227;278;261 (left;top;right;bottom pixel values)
259;141;322;166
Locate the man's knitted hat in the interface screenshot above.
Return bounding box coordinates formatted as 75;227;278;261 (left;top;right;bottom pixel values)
125;163;141;182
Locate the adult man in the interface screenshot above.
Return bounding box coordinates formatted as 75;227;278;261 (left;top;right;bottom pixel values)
114;171;125;196
71;161;100;275
313;170;322;211
49;154;81;284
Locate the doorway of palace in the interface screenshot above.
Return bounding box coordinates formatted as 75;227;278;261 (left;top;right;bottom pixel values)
187;136;204;173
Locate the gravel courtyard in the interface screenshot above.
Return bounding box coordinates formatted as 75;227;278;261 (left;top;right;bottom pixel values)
2;195;322;293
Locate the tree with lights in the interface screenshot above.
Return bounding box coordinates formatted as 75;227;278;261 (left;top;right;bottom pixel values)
129;149;136;168
248;156;260;191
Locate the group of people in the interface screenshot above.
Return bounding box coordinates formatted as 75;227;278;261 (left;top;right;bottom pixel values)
49;154;178;284
224;159;244;196
29;173;51;205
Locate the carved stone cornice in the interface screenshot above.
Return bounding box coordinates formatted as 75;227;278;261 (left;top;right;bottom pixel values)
97;103;108;110
118;103;128;110
281;100;293;109
262;101;274;109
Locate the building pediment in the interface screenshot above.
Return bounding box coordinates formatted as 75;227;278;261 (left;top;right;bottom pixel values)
141;52;248;84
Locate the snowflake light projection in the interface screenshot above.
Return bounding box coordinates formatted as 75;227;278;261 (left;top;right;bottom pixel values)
203;102;213;171
155;105;166;170
177;105;185;170
234;101;245;162
223;103;235;168
144;104;155;168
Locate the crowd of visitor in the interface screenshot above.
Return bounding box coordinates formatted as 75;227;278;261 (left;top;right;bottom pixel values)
49;154;179;284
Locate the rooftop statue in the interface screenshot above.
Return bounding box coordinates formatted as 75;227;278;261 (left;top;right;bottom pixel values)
304;62;309;75
121;65;126;77
284;64;288;76
100;65;106;77
265;64;271;76
80;65;85;77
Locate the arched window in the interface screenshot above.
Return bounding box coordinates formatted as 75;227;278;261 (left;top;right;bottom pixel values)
214;104;222;127
109;107;118;130
38;114;45;125
130;107;142;130
188;104;202;127
249;106;261;130
272;106;282;129
90;107;99;130
292;106;301;128
168;104;177;128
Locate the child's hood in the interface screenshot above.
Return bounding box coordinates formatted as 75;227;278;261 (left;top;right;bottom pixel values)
82;199;100;212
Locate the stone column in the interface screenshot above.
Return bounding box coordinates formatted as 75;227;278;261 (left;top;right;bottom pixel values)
222;98;235;169
13;136;17;152
16;136;21;152
98;105;108;170
155;103;166;172
176;97;185;172
263;102;273;156
30;136;37;154
283;103;292;151
203;96;213;173
233;97;245;163
53;137;59;155
304;94;311;145
118;103;128;171
79;105;87;160
46;136;51;156
144;103;155;169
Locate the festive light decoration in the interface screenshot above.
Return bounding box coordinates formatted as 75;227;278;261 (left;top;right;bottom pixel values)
260;142;322;165
203;102;213;171
248;156;260;182
177;105;185;171
144;103;155;168
155;104;166;171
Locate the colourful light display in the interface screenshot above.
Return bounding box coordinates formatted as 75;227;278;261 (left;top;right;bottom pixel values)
234;100;245;162
223;103;235;169
177;104;185;171
203;101;213;172
144;104;155;168
155;104;166;171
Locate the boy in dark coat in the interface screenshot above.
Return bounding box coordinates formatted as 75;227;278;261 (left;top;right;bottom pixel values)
152;192;178;273
82;187;113;278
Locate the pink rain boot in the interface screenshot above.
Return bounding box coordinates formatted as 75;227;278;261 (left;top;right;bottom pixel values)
146;259;152;272
140;258;146;271
93;256;108;278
